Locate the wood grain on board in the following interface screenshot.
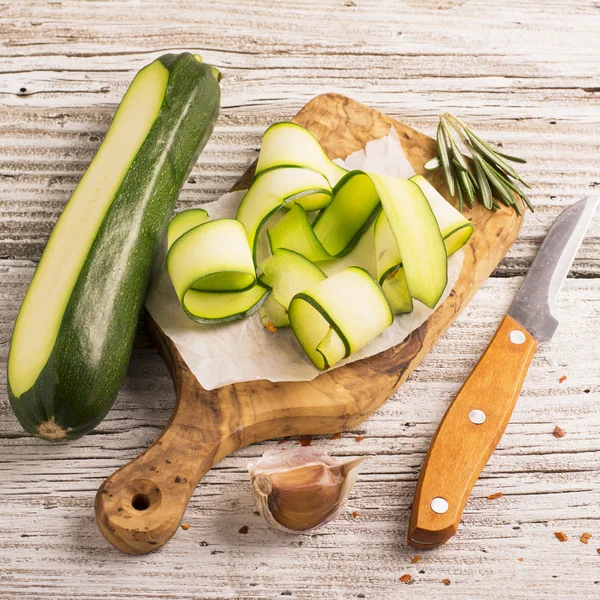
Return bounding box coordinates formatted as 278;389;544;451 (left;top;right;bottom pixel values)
95;93;522;554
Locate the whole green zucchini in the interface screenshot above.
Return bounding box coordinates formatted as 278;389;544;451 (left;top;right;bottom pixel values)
7;53;221;440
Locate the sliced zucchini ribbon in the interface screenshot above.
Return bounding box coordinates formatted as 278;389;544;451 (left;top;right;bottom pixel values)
166;217;267;323
164;122;473;368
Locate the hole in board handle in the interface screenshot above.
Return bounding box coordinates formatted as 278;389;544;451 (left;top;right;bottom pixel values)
131;493;151;511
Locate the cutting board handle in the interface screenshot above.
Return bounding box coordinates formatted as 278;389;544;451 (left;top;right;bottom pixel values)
95;372;231;554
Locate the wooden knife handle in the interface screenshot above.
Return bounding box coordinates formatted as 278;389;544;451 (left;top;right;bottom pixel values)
408;314;537;549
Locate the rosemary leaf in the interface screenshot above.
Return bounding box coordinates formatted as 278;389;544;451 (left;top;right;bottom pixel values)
436;122;455;197
473;156;493;210
479;158;522;213
458;170;475;208
452;157;479;192
483;158;534;212
464;128;531;189
456;176;464;212
494;149;527;164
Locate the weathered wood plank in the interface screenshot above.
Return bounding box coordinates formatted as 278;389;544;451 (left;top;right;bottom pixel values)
1;0;599;597
1;259;599;597
1;1;599;271
1;110;599;274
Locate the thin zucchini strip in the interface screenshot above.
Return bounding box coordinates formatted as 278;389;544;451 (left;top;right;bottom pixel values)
259;249;327;310
289;267;393;370
256;122;348;186
236;167;332;262
313;171;382;257
369;174;448;309
167;218;256;297
410;175;473;255
259;293;290;329
183;283;268;324
373;175;473;309
166;216;268;324
374;209;402;283
267;204;331;263
382;268;413;315
168;208;209;249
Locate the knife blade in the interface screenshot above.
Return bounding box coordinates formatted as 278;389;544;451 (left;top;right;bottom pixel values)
408;197;598;549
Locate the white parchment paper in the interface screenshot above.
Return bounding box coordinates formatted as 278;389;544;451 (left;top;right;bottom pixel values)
146;127;464;390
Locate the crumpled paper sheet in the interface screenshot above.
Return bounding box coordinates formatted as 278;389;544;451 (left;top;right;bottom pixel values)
146;127;464;390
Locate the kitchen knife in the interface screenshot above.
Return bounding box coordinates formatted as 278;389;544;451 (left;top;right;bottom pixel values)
408;196;598;549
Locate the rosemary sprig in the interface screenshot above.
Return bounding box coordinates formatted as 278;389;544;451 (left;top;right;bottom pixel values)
425;113;533;213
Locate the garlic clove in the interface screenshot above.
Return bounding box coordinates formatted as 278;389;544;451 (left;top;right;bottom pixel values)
249;447;365;534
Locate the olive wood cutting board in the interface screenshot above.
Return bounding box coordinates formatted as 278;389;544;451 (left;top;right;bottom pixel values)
95;93;523;554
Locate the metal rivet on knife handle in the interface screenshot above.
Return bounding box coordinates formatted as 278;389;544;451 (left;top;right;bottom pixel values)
468;409;486;425
509;330;526;345
430;497;449;514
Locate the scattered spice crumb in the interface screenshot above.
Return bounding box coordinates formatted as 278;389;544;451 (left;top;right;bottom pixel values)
596;548;600;555
487;492;503;500
442;578;451;586
399;574;412;584
253;511;260;516
559;375;567;384
580;533;592;545
298;435;313;447
555;531;568;542
355;436;365;443
553;425;565;438
352;511;360;518
411;555;420;564
264;323;277;333
181;523;191;531
238;525;249;534
330;432;342;440
519;558;524;562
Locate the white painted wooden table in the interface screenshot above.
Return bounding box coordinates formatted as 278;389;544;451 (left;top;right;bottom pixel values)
1;1;599;598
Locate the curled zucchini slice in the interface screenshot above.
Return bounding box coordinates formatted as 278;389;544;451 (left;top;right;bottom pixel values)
166;218;266;323
411;175;473;255
183;283;268;324
236;166;332;262
256;122;347;187
267;204;331;263
369;173;448;309
373;174;473;308
259;249;327;328
381;268;413;315
312;171;381;257
167;208;209;249
167;218;256;294
260;249;327;310
289;267;393;370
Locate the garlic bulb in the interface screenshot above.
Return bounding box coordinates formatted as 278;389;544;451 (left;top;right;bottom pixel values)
248;447;365;533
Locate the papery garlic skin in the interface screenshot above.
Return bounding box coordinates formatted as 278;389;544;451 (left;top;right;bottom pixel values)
248;447;365;534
